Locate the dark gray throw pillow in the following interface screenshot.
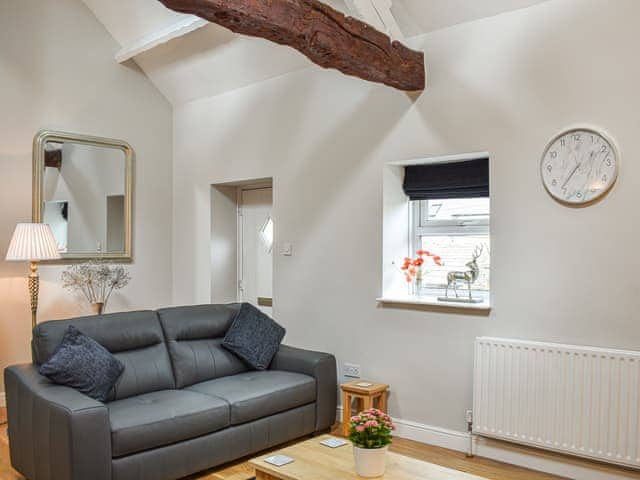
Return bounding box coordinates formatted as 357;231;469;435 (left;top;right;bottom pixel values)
38;325;124;402
222;303;286;370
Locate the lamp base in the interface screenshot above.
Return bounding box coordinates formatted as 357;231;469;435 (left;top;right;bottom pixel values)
28;262;39;330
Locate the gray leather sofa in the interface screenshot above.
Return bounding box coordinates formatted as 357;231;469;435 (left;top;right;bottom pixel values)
4;304;337;480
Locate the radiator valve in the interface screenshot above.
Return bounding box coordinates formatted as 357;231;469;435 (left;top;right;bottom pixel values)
465;410;474;458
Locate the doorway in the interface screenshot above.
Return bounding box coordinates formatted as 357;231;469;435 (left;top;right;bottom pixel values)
238;187;273;314
210;179;273;313
238;187;274;315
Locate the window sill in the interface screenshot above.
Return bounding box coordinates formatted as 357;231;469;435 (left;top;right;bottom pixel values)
376;294;491;312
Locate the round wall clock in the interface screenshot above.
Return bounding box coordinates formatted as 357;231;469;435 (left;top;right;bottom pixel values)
541;127;619;205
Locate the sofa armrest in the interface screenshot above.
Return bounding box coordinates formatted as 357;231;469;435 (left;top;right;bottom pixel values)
270;345;337;431
4;364;111;480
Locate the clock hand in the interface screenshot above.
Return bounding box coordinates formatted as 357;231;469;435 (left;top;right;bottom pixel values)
562;162;581;189
564;151;595;196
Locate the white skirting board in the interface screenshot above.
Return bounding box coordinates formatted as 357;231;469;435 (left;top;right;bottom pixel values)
336;407;638;480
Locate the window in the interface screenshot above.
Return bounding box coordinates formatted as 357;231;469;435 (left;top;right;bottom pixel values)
418;198;489;228
411;198;490;292
380;154;491;309
259;216;274;253
403;157;491;298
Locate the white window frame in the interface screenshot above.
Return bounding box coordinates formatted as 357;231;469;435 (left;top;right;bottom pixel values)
410;199;489;252
409;199;490;292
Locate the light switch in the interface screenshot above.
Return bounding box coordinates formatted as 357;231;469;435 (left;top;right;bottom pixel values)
282;242;293;256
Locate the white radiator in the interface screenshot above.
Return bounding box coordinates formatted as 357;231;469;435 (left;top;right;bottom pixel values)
473;337;640;469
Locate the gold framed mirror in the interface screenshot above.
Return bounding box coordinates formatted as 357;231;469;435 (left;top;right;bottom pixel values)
32;130;133;261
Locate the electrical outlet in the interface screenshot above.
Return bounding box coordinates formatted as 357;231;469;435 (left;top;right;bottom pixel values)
343;363;361;378
465;410;473;424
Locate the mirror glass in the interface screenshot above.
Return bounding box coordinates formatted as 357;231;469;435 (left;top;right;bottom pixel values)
34;131;133;260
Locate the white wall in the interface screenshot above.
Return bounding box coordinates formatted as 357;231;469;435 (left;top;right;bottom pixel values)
0;0;173;377
173;0;640;436
210;185;239;303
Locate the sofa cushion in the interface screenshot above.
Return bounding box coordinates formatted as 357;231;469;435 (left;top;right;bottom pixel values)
108;390;230;457
33;311;175;401
186;370;315;425
157;304;248;388
34;311;163;363
222;303;286;370
38;325;124;402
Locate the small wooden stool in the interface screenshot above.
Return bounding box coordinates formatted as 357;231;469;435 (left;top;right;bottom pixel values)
340;380;389;437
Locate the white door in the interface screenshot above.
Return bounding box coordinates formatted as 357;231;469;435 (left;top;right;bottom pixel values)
239;188;273;314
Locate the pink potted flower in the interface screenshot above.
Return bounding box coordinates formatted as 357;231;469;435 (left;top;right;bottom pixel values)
348;408;395;477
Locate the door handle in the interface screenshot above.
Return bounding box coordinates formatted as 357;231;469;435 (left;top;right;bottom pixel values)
257;297;273;307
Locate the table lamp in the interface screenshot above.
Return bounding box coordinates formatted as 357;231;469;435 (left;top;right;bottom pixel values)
5;223;61;329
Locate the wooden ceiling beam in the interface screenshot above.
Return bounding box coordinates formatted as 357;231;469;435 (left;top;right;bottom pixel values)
44;146;62;170
157;0;425;91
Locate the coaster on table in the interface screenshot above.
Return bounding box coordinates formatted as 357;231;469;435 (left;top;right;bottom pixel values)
320;437;348;448
355;382;373;387
264;455;294;467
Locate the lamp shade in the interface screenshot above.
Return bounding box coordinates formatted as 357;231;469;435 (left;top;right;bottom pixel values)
5;223;61;261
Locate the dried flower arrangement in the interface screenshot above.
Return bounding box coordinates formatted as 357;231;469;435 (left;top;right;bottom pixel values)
61;260;131;314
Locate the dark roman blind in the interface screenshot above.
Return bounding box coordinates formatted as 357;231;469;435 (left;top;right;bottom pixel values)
402;158;489;200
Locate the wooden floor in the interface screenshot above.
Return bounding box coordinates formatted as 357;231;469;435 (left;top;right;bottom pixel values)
194;426;569;480
0;407;573;480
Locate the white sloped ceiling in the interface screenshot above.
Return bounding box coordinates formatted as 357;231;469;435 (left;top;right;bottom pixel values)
81;0;191;46
81;0;550;105
392;0;554;37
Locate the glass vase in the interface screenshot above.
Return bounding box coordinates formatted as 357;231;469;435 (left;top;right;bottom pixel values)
91;302;104;315
412;277;423;297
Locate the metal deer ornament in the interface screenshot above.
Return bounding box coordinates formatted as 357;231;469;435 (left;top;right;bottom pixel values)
444;245;483;301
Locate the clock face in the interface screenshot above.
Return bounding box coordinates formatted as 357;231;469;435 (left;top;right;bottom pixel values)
541;128;618;204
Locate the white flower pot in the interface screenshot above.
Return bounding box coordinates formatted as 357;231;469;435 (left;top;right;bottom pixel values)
353;445;388;478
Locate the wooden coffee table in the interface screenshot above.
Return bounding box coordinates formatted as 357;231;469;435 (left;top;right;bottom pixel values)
250;435;487;479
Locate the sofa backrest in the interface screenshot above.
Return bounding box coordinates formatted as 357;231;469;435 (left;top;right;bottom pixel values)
157;304;248;388
32;311;175;401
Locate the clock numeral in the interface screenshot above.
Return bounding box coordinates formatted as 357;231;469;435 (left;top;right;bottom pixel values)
550;151;558;159
577;192;582;198
606;158;612;167
560;139;566;147
573;134;582;141
551;179;557;187
602;174;608;182
601;145;608;153
546;164;552;172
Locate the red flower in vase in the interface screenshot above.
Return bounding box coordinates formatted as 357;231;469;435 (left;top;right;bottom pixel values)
395;248;444;285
